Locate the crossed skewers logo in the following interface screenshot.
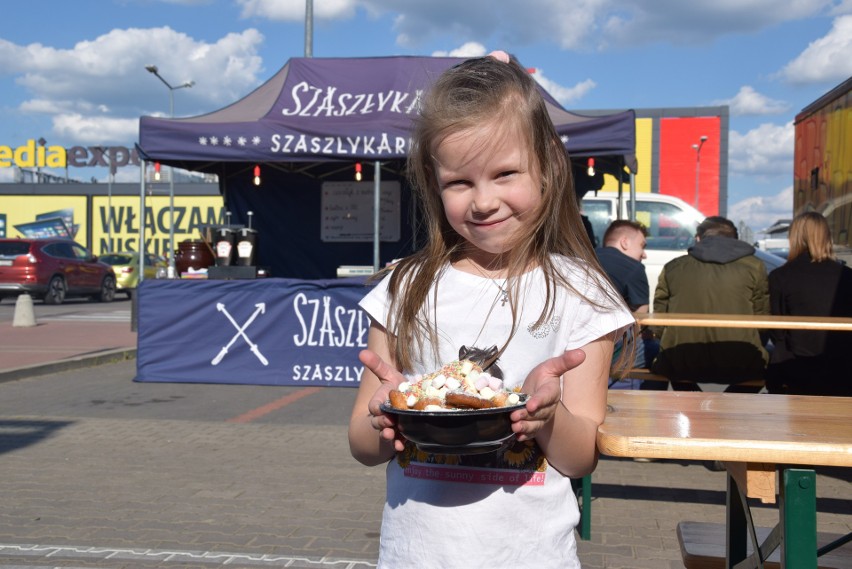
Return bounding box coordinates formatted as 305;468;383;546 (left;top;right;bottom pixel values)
211;302;269;366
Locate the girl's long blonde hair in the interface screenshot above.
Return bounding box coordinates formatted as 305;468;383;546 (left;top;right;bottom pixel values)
382;55;623;371
788;211;835;262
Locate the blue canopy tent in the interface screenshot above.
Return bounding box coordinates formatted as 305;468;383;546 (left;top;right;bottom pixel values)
138;56;636;279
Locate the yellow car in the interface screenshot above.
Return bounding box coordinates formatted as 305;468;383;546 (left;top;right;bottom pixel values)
99;252;166;298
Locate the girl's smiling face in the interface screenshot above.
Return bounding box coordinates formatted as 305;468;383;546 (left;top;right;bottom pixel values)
434;123;542;266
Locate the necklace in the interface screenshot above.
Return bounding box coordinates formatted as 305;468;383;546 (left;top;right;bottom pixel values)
469;262;510;307
495;283;509;307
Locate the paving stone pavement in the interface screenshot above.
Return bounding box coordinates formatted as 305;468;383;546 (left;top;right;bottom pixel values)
0;358;849;568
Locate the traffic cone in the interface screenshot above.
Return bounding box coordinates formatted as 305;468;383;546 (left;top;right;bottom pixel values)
12;293;37;327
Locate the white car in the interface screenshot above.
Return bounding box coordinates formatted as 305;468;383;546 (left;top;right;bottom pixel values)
580;191;784;307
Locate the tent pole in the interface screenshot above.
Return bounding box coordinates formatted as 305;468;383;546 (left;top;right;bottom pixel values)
139;161;146;281
373;161;381;273
304;0;313;57
629;171;637;221
617;166;624;221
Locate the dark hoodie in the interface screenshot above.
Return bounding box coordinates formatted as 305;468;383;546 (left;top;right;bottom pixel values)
688;235;756;264
650;236;769;384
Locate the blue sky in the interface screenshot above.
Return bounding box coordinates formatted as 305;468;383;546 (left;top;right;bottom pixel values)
1;0;851;235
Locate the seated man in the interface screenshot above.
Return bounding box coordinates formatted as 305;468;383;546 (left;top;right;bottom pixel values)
650;216;768;392
596;220;649;387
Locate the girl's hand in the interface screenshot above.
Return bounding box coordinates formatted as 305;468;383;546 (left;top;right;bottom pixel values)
510;349;586;441
358;348;408;452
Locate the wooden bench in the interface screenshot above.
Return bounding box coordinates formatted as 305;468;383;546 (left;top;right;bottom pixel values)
677;521;852;569
612;368;765;390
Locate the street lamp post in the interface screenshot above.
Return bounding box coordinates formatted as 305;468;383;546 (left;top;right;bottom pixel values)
36;138;47;183
93;146;119;254
692;135;708;210
304;0;313;57
145;65;194;276
104;148;114;253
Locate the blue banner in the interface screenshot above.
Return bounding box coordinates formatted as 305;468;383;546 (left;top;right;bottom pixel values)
135;277;374;386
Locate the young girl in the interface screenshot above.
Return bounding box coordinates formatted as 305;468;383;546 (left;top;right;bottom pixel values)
348;52;634;568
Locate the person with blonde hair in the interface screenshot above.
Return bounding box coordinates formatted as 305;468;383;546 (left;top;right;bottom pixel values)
767;212;852;396
348;52;633;567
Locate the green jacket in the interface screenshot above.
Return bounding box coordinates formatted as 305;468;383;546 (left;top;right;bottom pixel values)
650;236;769;383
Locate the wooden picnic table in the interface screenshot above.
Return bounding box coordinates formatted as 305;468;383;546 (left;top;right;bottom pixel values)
598;390;852;568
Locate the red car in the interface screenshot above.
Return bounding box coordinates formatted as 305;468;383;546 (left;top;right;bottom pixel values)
0;238;116;305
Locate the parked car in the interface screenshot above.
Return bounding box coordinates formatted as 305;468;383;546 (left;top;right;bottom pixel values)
582;191;707;295
99;252;167;298
581;191;784;299
755;237;789;260
0;238;116;304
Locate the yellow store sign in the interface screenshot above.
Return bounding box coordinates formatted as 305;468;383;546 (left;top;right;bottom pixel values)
0;194;225;257
91;195;225;256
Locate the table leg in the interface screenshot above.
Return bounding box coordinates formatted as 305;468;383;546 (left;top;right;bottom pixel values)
726;468;776;569
780;468;816;568
726;471;747;567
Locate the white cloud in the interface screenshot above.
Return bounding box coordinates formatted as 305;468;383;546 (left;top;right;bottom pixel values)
714;86;789;116
831;0;852;15
364;1;837;51
729;185;793;235
780;15;852;83
601;1;833;46
216;1;844;55
18;99;73;115
532;71;596;106
431;42;487;57
52;114;139;145
728;121;794;177
4;27;264;109
427;43;592;105
237;0;356;20
0;27;265;147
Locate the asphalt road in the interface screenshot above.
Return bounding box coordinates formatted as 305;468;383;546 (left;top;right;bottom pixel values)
1;360;850;569
0;359;377;569
0;294;132;324
0;358;358;426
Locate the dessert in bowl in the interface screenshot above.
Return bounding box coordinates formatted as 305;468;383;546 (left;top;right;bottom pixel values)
380;357;528;454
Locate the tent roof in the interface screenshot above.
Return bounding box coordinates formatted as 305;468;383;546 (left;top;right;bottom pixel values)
138;56;636;176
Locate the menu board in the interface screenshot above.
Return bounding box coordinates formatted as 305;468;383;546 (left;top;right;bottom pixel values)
321;181;401;242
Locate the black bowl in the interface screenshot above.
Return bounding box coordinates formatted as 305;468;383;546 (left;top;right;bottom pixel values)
380;395;528;454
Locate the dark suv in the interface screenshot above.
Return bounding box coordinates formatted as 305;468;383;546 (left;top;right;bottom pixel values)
0;238;116;305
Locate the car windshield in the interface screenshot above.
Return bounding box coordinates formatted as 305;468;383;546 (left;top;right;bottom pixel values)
0;242;32;256
100;254;133;265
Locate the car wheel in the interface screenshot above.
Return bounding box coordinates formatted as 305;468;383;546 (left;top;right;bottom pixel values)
96;275;117;302
44;276;67;305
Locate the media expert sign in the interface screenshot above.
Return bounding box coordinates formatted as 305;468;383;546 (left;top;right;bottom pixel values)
0;140;140;170
91;195;225;256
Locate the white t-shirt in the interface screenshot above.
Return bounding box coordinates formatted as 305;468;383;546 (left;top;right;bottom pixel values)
359;256;633;569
